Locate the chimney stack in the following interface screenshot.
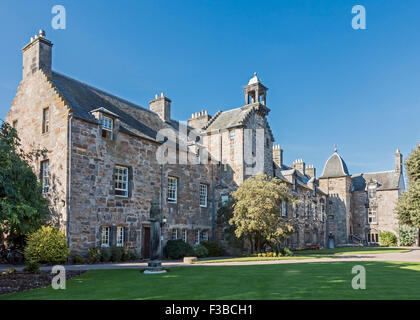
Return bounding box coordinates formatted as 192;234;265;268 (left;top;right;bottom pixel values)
22;30;53;80
188;109;211;130
149;92;171;123
292;158;305;175
272;145;283;167
306;164;316;178
395;148;403;173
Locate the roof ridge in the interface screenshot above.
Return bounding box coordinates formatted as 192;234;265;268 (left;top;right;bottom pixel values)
52;71;158;116
352;170;396;176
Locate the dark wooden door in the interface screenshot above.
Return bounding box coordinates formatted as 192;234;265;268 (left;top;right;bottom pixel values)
143;227;151;259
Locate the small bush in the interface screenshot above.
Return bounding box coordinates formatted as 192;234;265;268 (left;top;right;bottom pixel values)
128;249;140;261
24;260;40;273
200;241;222;257
69;251;84;264
193;244;209;258
379;231;397;247
398;225;417;246
111;246;123;262
280;247;294;256
100;247;111;262
121;248;130;261
164;239;194;259
24;226;69;265
87;247;101;264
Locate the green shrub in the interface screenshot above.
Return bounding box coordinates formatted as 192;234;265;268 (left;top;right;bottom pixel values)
164;239;194;259
24;226;69;264
111;246;123;262
100;247;111;262
69;251;84;264
280;247;294;256
398;225;417;246
87;247;101;264
128;249;140;261
379;231;397;247
23;260;40;273
121;248;130;261
193;244;209;258
200;241;222;257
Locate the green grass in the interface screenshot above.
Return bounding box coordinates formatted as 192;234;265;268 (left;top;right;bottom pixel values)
2;261;420;300
197;247;410;264
295;247;410;256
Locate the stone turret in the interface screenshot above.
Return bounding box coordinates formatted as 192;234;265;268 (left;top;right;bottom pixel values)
22;30;53;80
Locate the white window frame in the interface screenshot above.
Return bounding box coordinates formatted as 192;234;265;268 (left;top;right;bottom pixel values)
201;230;209;242
292;202;297;218
101;226;110;247
42;107;50;134
182;229;188;243
41;160;50;194
114;166;129;197
229;129;235;140
172;229;178;240
200;184;208;207
368;208;377;224
320;203;325;222
168;176;178;203
102;115;113;132
281;201;287;217
194;229;200;245
221;195;229;205
313;204;317;220
116;226;124;247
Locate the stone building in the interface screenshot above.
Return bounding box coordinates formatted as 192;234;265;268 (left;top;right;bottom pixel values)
5;31;406;255
318;147;405;247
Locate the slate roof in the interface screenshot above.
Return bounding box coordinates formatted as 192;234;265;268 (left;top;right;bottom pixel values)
204;103;270;132
319;152;350;178
351;171;402;191
51;71;184;142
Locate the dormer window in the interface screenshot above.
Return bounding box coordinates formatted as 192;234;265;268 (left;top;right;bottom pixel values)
101;115;113;139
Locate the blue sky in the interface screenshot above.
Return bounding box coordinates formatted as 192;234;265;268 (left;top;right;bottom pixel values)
0;0;419;175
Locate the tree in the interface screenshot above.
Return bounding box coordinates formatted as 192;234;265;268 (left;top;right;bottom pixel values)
0;122;49;246
404;142;420;183
396;180;420;245
396;142;420;246
229;174;295;253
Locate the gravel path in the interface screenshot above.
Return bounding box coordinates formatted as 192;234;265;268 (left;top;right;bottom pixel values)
1;248;419;272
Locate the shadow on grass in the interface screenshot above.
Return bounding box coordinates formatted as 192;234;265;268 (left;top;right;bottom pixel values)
2;261;420;300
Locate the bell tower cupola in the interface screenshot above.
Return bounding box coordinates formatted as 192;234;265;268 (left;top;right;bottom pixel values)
244;72;268;106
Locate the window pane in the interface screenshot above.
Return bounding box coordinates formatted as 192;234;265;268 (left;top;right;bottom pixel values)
168;177;178;203
115;166;129;197
200;184;208;207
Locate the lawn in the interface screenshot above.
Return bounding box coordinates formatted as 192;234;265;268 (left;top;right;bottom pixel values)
197;247;410;263
2;261;420;300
